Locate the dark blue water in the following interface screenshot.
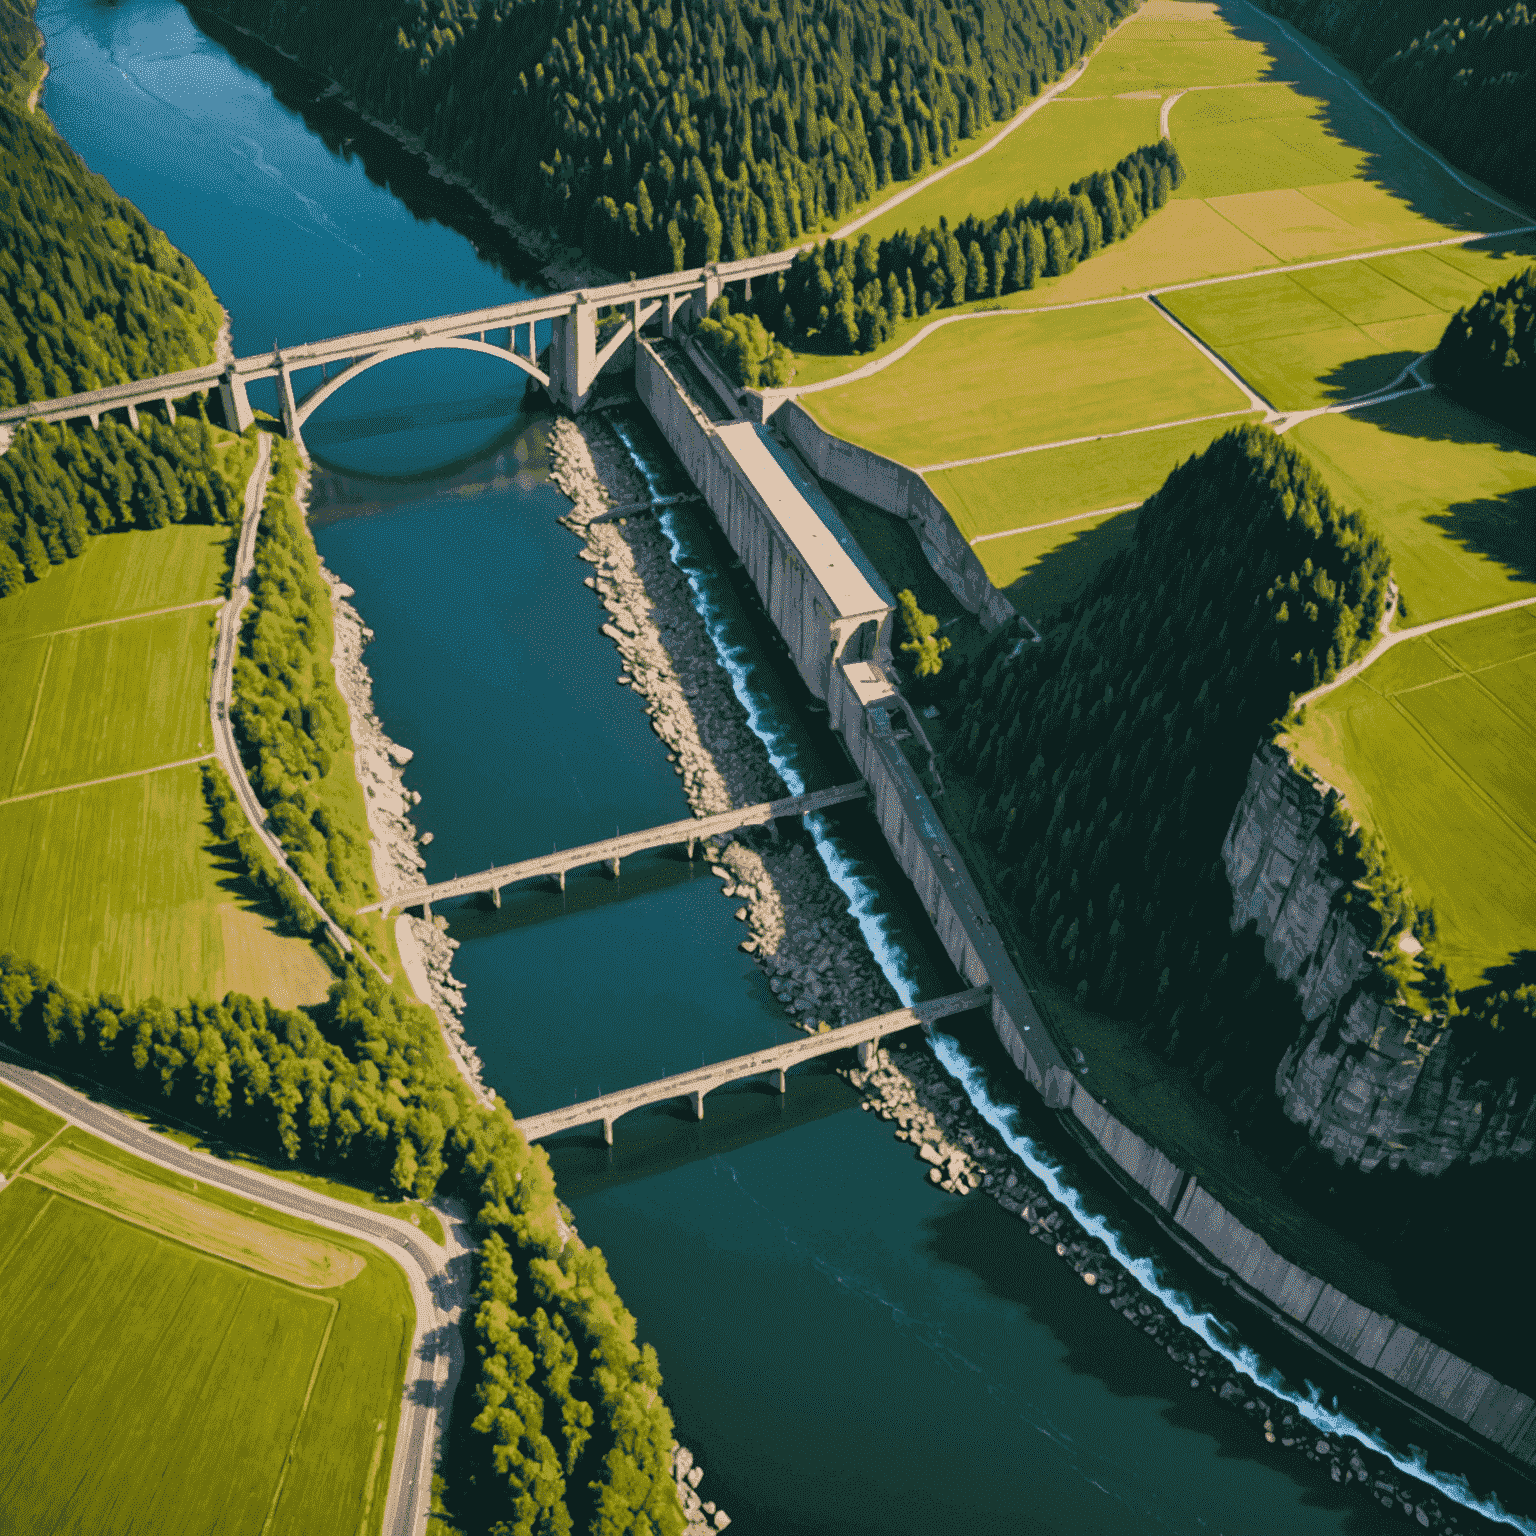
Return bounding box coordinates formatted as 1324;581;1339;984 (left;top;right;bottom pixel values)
31;3;1475;1531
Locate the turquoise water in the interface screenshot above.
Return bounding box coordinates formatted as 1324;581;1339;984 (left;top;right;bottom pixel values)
30;3;1488;1529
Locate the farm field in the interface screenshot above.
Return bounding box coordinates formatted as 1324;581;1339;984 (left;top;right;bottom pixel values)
929;411;1263;539
0;762;333;1006
1288;395;1536;623
0;1111;410;1536
803;299;1248;466
1;605;217;796
978;505;1140;622
1283;607;1536;987
0;1082;63;1174
856;95;1162;245
1064;0;1277;91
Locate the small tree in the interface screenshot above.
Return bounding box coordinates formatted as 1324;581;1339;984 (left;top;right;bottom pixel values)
896;588;950;678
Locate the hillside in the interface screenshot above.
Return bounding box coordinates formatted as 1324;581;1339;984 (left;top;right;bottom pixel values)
1433;263;1536;438
190;0;1135;270
1260;0;1535;213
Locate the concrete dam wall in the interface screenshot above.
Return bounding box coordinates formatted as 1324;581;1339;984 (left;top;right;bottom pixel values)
1224;742;1536;1176
632;344;1536;1475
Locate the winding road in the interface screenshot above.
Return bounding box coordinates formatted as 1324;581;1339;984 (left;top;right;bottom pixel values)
0;1048;471;1536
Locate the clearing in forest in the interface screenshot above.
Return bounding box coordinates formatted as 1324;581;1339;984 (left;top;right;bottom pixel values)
0;1100;410;1536
1282;607;1536;988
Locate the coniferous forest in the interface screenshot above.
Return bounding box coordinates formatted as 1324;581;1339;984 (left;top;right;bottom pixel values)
1260;0;1535;211
1433;263;1536;437
194;0;1137;271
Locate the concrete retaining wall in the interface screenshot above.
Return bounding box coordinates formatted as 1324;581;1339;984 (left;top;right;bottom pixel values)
772;399;1017;632
634;346;1536;1476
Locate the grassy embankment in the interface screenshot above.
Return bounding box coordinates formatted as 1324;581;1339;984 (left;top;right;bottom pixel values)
793;0;1528;624
0;1081;410;1536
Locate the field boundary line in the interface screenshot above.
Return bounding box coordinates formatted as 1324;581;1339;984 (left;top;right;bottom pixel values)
9;635;54;796
1240;0;1534;225
0;753;215;807
1296;594;1536;710
1160;81;1294;139
970;502;1142;545
9;1121;68;1181
259;1300;340;1536
828;13;1136;243
0;597;223;648
921;407;1253;474
1145;295;1275;411
776;225;1536;405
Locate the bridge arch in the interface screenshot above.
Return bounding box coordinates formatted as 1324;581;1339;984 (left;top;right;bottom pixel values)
292;335;549;429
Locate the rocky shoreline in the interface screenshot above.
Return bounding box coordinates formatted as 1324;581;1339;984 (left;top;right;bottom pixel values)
547;411;1495;1536
319;552;491;1103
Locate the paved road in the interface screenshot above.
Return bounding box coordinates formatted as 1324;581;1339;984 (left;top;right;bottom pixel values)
0;1049;471;1536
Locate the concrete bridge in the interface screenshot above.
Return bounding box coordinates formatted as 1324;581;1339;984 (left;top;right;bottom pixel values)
519;987;991;1145
0;250;797;450
361;782;867;917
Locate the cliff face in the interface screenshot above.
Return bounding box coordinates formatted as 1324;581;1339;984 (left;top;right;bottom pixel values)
1221;742;1536;1174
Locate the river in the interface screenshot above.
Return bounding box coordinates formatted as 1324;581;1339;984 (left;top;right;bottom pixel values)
29;2;1516;1531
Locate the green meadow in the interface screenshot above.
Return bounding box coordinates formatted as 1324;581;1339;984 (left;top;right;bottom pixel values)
856;95;1162;245
0;1082;62;1175
928;411;1264;539
1289;395;1536;623
1284;607;1536;987
804;298;1247;465
975;504;1140;622
0;1112;410;1536
1063;0;1278;92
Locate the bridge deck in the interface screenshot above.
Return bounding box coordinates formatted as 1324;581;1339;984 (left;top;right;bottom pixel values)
361;782;867;913
518;987;991;1143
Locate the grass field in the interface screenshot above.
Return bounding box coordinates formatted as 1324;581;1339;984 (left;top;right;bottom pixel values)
928;411;1263;539
1065;0;1278;92
1289;395;1536;623
0;1117;410;1536
0;1084;63;1174
804;298;1248;465
1;605;217;797
0;762;333;1005
857;96;1162;245
1283;607;1536;987
974;504;1140;621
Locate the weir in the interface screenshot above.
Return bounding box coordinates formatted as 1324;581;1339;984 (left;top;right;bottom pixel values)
519;988;990;1145
363;782;867;916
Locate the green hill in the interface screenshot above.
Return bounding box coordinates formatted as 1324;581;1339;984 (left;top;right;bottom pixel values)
1433;263;1536;438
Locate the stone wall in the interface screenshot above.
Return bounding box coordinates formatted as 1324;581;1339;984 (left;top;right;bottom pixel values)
769;399;1018;632
1223;742;1536;1175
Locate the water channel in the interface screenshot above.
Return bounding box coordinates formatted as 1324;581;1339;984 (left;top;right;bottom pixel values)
31;3;1528;1530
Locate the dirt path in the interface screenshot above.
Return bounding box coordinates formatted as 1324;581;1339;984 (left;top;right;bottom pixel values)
0;1050;472;1536
1;596;223;648
970;501;1143;546
0;753;215;807
1295;593;1536;710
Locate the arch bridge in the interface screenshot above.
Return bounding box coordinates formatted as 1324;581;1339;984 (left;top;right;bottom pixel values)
0;250;796;450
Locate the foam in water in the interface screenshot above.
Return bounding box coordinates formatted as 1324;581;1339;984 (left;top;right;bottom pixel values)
606;413;1532;1533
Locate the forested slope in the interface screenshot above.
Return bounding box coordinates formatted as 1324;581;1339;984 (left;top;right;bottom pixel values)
1260;0;1535;212
193;0;1135;271
1433;263;1535;437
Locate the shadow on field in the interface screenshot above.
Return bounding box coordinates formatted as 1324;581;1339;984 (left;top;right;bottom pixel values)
1429;486;1536;588
1317;349;1422;403
1001;507;1139;629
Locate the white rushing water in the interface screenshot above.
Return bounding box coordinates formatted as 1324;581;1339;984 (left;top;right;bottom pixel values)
608;411;1532;1536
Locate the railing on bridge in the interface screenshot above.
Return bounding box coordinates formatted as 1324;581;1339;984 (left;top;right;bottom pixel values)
518;987;991;1145
362;782;867;917
0;249;797;446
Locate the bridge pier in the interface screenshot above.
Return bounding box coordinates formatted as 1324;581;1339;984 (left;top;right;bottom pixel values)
689;1089;704;1120
608;856;620;879
163;395;176;425
126;402;140;431
490;886;501;909
857;1038;881;1068
421;901;432;921
602;1117;614;1146
554;869;566;893
771;1068;786;1093
277;363;304;453
548;298;598;414
220;369;255;434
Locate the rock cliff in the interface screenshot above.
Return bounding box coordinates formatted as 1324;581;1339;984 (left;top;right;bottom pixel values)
1221;742;1536;1174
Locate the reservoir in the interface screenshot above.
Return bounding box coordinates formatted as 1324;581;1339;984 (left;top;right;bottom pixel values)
29;1;1505;1530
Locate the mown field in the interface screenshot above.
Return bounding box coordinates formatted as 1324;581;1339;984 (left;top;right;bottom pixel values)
803;298;1249;466
977;504;1142;621
1163;238;1536;410
0;496;332;1007
1283;607;1536;987
0;1103;410;1536
1289;394;1536;623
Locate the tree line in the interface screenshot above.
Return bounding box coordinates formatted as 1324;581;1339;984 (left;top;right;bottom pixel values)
713;139;1182;370
1259;0;1534;212
1433;263;1535;437
198;0;1135;273
0;950;687;1534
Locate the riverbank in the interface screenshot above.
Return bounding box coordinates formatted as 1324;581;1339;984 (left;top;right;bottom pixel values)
549;409;1500;1536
